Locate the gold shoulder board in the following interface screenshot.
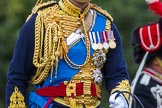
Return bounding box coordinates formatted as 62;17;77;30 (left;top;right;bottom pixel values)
32;0;57;14
26;0;56;22
90;4;113;22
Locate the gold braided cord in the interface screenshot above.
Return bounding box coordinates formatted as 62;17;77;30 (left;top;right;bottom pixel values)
32;22;61;84
90;4;113;22
31;3;82;83
32;21;51;83
82;3;91;16
32;25;61;84
32;9;63;84
33;11;48;68
31;61;51;84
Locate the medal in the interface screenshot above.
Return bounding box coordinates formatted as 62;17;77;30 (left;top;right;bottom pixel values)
92;43;98;50
92;32;98;50
109;40;116;49
103;42;109;50
102;31;109;50
97;43;103;49
89;32;97;50
107;30;116;49
97;31;103;49
92;50;106;68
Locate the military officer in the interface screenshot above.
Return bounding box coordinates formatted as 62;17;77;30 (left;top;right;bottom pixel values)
6;0;131;108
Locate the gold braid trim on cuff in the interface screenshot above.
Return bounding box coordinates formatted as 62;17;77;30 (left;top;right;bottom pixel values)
110;80;131;102
9;86;26;108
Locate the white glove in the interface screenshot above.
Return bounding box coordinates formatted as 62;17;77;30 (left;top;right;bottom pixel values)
109;92;128;108
145;0;159;4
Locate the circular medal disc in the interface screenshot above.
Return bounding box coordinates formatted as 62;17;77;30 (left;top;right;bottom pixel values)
92;43;98;50
103;42;109;50
98;43;103;49
109;41;116;49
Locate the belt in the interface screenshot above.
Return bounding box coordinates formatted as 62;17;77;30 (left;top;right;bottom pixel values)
36;82;100;108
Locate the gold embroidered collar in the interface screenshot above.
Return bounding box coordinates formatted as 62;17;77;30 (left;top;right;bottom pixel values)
59;0;91;17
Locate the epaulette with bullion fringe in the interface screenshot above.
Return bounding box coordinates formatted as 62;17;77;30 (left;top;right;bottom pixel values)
26;0;56;22
32;0;56;14
90;4;113;22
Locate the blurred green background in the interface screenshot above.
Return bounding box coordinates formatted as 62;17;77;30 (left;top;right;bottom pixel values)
0;0;158;107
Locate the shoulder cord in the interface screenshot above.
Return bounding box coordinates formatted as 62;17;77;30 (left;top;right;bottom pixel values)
116;91;144;108
31;10;62;84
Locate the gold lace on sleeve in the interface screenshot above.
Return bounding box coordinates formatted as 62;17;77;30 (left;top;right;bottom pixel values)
111;80;131;102
9;86;26;108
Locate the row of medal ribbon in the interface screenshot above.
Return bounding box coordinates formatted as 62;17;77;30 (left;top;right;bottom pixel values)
88;30;116;50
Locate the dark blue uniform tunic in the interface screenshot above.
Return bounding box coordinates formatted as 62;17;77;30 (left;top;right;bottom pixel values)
6;4;130;107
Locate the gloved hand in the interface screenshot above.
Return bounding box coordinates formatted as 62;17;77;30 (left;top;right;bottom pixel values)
109;92;128;108
145;0;159;4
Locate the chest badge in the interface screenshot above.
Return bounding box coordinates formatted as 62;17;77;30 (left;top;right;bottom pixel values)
93;50;106;68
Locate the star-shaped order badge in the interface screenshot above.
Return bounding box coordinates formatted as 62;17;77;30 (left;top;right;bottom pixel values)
93;50;106;68
92;68;103;83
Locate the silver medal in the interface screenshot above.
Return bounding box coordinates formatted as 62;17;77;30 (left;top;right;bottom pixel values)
103;42;109;50
92;43;98;50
